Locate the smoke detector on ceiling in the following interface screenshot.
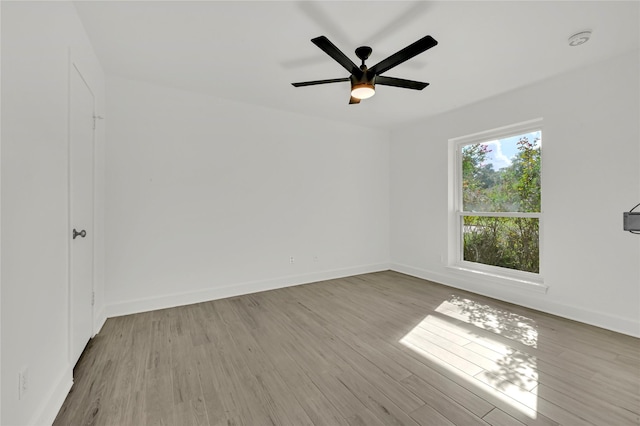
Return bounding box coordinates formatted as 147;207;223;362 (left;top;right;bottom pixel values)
568;31;592;47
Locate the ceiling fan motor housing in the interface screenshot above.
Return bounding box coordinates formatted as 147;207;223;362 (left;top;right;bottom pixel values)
350;70;375;85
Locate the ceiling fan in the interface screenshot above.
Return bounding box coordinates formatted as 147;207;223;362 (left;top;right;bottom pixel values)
291;35;438;104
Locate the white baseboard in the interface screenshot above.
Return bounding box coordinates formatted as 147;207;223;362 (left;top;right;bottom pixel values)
105;263;390;319
93;305;107;336
391;262;640;338
30;364;73;426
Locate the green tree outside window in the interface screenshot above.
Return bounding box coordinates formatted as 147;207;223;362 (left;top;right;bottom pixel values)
461;134;541;273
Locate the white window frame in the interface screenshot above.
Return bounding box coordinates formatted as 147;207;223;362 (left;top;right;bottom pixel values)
448;118;544;286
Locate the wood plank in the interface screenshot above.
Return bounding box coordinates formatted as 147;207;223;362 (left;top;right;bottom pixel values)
410;403;457;426
247;292;388;426
143;310;176;425
278;288;426;414
258;291;425;426
401;374;490;425
483;408;527;426
169;307;209;426
238;308;349;426
53;271;640;426
536;383;640;426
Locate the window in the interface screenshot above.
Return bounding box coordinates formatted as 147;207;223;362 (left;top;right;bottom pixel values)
451;119;542;281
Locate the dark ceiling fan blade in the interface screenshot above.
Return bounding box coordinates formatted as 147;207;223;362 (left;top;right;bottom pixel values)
375;76;429;90
311;36;363;79
369;35;438;76
292;77;350;87
349;96;361;105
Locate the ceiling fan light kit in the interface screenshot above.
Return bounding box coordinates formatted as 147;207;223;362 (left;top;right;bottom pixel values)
351;82;376;99
292;34;438;104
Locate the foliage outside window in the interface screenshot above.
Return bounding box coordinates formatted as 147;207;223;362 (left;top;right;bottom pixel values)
456;125;541;276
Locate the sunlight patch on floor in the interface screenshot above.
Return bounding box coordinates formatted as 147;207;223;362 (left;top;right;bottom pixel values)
400;297;540;418
435;296;538;347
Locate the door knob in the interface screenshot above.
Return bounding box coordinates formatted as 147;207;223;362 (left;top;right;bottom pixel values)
73;229;87;239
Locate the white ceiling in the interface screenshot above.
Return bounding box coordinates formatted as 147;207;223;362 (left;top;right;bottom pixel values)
74;1;639;130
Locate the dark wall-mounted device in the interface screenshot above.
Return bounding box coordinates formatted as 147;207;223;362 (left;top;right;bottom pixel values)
624;202;640;234
624;212;640;231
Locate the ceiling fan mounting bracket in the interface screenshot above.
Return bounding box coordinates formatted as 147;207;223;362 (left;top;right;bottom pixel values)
355;46;373;65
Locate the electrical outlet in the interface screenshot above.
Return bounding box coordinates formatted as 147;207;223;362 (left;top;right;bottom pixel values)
289;256;295;264
313;256;318;262
18;367;29;400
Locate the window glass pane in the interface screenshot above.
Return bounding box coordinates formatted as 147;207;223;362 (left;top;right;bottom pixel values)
462;131;541;213
463;216;539;273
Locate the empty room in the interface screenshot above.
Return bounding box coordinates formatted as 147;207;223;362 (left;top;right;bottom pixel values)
1;1;639;425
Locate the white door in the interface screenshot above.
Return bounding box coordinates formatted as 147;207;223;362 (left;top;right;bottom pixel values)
69;63;95;366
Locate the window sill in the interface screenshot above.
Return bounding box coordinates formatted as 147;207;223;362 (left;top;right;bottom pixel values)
445;265;548;294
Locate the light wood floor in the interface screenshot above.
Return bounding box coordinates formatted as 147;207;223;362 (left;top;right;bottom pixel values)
54;271;640;426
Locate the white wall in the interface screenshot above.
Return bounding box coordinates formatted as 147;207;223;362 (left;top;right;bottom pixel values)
104;76;390;316
1;2;105;425
390;50;640;337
